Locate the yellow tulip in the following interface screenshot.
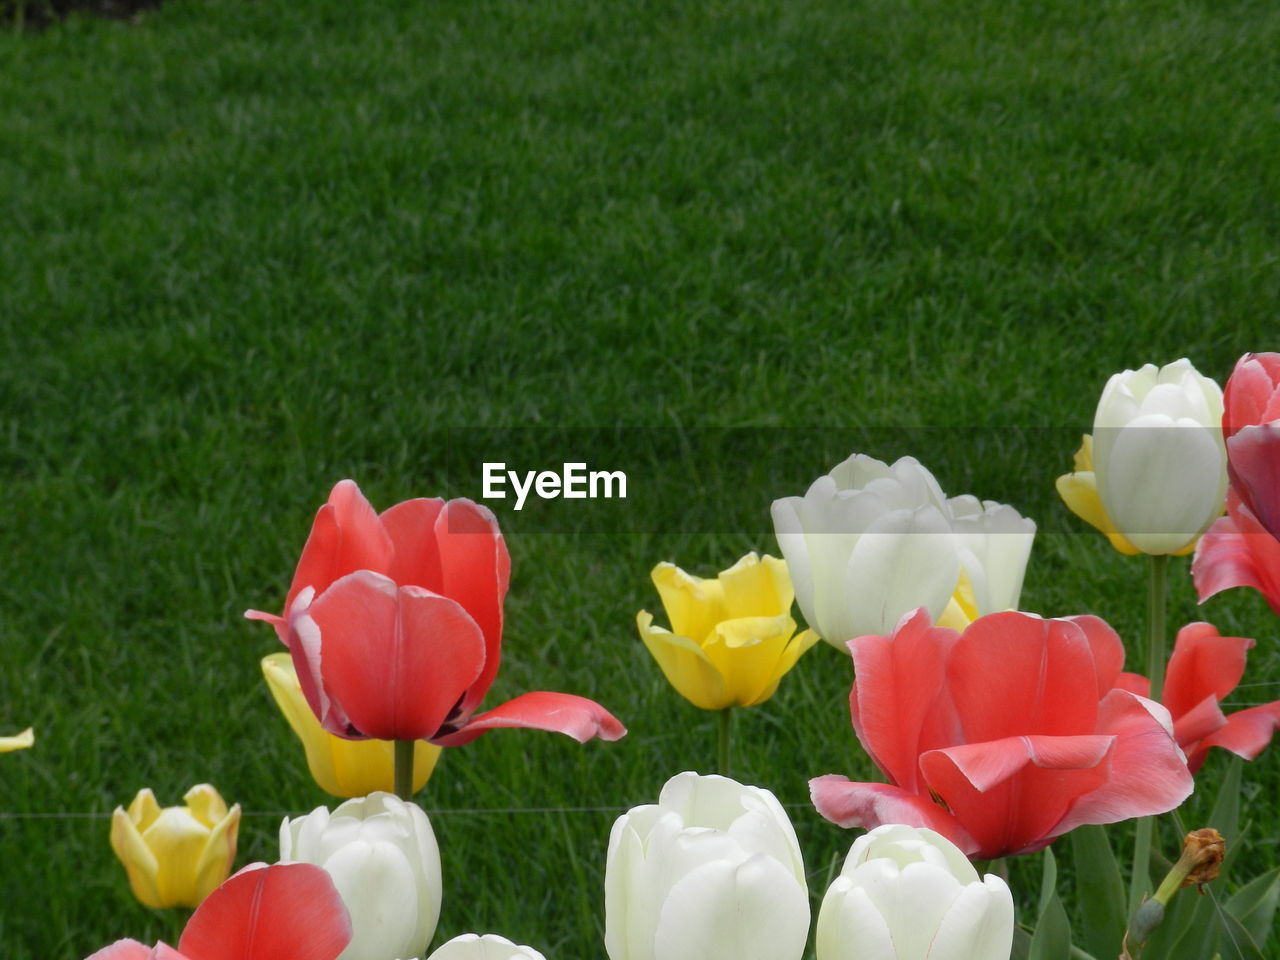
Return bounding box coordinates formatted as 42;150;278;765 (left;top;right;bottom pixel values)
262;652;441;798
636;553;819;710
109;784;240;909
0;727;33;752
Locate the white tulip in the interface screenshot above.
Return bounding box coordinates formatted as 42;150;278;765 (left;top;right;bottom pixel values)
1092;359;1226;554
280;792;442;960
426;934;546;960
604;772;809;960
816;825;1014;960
772;454;1034;649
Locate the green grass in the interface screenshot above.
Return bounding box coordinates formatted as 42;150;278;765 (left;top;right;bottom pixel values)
3;0;1280;955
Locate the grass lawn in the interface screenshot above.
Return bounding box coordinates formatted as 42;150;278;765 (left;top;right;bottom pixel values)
3;0;1280;955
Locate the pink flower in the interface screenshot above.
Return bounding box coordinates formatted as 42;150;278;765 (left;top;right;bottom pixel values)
1193;490;1280;616
811;610;1193;859
247;480;624;746
85;863;351;960
1116;622;1280;774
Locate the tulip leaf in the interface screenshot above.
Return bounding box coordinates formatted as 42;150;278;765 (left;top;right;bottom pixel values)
1213;895;1269;960
1069;825;1126;960
1029;848;1073;960
1225;866;1280;948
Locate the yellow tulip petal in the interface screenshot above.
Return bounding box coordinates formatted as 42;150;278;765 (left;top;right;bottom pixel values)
1056;470;1142;555
0;728;33;752
637;610;729;710
127;788;162;832
183;783;229;828
1073;433;1095;472
767;628;820;696
192;803;240;903
143;807;215;907
110;805;163;909
702;615;800;707
652;563;726;641
719;553;792;619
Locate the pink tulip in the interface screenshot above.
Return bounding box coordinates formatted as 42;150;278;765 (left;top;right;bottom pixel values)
247;480;624;745
85;863;351;960
1194;490;1280;615
811;609;1193;859
1116;622;1280;774
1223;352;1280;540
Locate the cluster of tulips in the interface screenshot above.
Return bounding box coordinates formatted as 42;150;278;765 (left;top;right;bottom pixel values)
17;352;1280;959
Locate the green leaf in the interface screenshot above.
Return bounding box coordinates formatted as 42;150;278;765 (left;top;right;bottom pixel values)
1029;848;1073;960
1011;927;1032;960
1209;756;1243;846
1215;895;1269;960
1070;825;1126;960
1225;866;1280;947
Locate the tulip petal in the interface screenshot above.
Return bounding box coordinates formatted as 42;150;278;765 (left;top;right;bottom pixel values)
427;934;548;960
1055;462;1141;555
652;562;726;641
809;776;977;854
321;840;423;960
380;498;446;593
1172;697;1228;751
1224;353;1280;434
1163;622;1253;721
927;875;1016;960
309;572;487;741
719;554;793;618
0;727;33;752
636;611;729;710
192;804;241;905
1227;423;1280;539
86;939;157;960
431;691;626;747
770;496;818;636
287;480;395;619
1193;503;1280;615
815;880;897;960
178;862;352;960
110;805;164;909
1193;701;1280;773
703;615;808;707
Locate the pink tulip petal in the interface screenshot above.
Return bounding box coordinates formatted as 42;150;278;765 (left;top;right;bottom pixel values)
847;609;961;794
430;691;626;747
1116;672;1150;697
85;941;159;960
1227;425;1280;540
809;775;977;854
1163;623;1253;720
380;498;446;593
178;863;351;960
287;480;395;615
1172;696;1228;751
1193;505;1280;615
1224;354;1280;435
1064;615;1126;696
1191;701;1280;773
310;572;486;740
435;500;511;716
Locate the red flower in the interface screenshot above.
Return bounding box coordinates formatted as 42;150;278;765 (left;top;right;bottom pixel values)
810;609;1193;859
1116;622;1280;774
246;480;625;746
85;863;351;960
1194;490;1280;615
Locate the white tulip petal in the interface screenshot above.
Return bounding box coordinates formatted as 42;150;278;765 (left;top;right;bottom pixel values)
325;839;422;960
815;880;897;960
427;933;547;960
842;510;959;637
926;876;1016;960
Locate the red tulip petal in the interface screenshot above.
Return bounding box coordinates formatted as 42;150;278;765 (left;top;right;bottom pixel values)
1171;696;1227;751
287;587;354;738
1064;615;1126;696
311;572;486;740
178;863;351;960
1163;623;1253;720
1058;690;1192;834
285;480;395;616
85;941;160;960
808;775;977;854
847;609;961;793
1116;672;1150;697
430;691;626;747
1227;424;1280;540
1192;701;1280;773
1224;353;1280;436
435;500;510;715
919;734;1113;857
380;498;446;592
1192;504;1280;615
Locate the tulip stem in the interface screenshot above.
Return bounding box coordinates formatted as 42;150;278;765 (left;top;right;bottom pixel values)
394;740;415;801
717;709;733;776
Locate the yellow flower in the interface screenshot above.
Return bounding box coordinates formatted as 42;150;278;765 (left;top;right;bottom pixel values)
262;653;441;798
1056;434;1196;557
109;784;241;909
0;728;33;752
636;553;819;710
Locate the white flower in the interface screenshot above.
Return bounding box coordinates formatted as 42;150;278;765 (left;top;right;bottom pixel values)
816;824;1014;960
604;772;808;960
280;792;442;960
426;934;547;960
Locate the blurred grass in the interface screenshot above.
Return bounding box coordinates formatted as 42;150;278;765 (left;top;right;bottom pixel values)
3;0;1280;955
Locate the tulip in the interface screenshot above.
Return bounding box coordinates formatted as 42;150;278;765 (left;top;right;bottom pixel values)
262;653;441;797
1117;622;1280;774
772;453;1034;650
811;609;1193;858
85;862;352;960
604;771;809;960
247;480;624;747
280;792;442;960
427;935;547;960
1193;488;1280;615
1057;359;1226;555
109;785;241;909
816;824;1014;960
1222;352;1280;539
635;554;819;710
0;727;32;752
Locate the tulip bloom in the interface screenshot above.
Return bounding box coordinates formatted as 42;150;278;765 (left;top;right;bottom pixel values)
772;453;1034;650
1057;359;1226;555
0;727;32;752
247;480;624;746
280;792;442;960
262;653;441;797
816;824;1014;960
636;554;819;710
85;862;351;960
811;609;1193;858
110;785;241;909
1117;622;1280;774
605;772;809;960
428;935;547;960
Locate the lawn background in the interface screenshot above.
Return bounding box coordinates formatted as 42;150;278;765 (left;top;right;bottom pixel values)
3;0;1280;956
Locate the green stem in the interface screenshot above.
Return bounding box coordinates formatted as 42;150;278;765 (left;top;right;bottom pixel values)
717;708;733;776
1129;554;1170;928
394;740;415;801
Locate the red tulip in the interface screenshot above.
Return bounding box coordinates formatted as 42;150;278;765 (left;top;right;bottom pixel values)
1194;489;1280;615
1222;352;1280;540
246;480;624;746
1116;622;1280;774
810;609;1193;859
85;863;351;960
